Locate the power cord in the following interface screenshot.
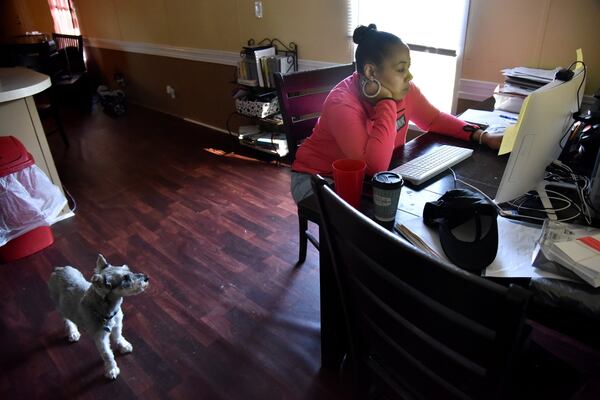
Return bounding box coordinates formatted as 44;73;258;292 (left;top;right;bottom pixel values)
448;167;583;223
448;168;503;213
547;160;592;224
559;60;587;149
567;60;587;113
62;185;77;213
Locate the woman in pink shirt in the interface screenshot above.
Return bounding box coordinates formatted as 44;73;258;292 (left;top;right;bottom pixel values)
291;24;503;203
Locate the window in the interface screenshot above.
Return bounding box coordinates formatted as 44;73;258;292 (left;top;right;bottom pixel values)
349;0;470;114
47;0;80;35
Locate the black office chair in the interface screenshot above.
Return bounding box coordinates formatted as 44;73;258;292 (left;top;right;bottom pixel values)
274;63;356;266
312;175;534;399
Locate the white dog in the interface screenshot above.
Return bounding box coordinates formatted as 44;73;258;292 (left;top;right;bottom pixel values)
48;254;149;379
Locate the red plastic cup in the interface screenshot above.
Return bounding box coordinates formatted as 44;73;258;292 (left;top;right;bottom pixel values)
332;159;367;208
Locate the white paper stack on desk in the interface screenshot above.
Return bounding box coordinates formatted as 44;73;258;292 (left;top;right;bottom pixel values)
501;66;560;87
533;221;600;287
494;66;561;113
552;234;600;287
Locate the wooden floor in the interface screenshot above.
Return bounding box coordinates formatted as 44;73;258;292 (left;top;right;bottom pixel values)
0;105;347;399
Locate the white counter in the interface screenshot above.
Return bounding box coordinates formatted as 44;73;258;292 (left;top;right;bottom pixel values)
0;67;73;221
0;67;51;103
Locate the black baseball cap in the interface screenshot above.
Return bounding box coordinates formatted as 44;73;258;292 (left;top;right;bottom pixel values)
423;189;499;273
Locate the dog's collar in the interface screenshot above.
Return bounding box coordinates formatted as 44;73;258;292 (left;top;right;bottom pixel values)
93;309;118;333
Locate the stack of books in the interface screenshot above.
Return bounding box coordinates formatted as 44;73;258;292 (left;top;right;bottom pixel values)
237;45;296;88
238;124;288;157
533;220;600;287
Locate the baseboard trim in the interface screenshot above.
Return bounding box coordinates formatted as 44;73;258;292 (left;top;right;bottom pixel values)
126;99;231;136
183;117;231;136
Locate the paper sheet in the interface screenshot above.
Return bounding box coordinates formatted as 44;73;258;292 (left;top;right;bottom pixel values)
400;216;571;280
554;234;600;272
498;96;530;155
459;109;519;129
576;48;584;66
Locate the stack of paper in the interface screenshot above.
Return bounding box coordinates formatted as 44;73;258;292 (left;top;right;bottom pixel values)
533;220;600;287
501;67;561;88
552;234;600;287
394;224;443;259
494;66;562;113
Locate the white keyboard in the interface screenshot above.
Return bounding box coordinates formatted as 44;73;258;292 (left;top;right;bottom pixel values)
390;145;474;185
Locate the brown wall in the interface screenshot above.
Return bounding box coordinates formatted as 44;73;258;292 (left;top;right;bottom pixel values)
6;0;599;134
74;0;600;95
86;47;238;131
0;0;53;39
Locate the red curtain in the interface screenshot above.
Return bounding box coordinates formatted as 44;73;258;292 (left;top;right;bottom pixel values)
47;0;80;35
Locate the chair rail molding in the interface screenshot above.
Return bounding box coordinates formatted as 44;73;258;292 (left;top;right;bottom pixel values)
85;37;339;71
84;37;241;65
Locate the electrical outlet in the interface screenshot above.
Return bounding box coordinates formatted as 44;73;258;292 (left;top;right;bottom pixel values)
166;85;176;99
254;1;263;18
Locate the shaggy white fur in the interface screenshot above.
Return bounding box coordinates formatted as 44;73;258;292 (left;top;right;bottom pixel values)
48;254;149;379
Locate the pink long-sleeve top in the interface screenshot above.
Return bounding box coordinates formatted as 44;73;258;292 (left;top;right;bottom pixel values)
292;72;472;176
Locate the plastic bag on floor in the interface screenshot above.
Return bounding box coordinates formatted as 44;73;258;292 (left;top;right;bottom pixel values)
0;165;67;246
97;85;127;116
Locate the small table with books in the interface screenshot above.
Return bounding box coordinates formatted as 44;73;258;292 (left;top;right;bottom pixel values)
230;39;298;158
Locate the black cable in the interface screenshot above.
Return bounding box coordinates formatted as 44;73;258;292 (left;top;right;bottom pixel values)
567;60;587;112
557;60;587;149
559;119;577;149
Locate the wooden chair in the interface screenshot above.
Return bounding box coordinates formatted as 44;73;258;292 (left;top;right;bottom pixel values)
274;63;355;265
50;33;91;110
311;175;533;399
51;33;85;77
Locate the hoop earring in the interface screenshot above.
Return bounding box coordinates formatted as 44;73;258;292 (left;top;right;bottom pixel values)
361;78;381;99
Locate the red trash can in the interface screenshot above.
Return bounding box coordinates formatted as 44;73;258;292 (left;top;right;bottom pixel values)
0;136;54;263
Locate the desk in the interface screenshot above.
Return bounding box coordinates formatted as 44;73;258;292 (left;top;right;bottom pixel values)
391;132;506;221
318;132;600;370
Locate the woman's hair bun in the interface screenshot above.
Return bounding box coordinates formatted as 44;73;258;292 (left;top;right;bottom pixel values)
353;24;378;45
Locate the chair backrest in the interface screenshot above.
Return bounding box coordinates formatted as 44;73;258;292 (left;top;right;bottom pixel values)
52;33;83;52
274;63;355;161
51;33;85;75
312;176;532;400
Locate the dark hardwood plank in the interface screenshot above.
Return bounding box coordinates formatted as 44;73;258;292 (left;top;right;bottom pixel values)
0;104;343;399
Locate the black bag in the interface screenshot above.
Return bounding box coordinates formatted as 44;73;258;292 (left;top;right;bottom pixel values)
97;85;127;117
